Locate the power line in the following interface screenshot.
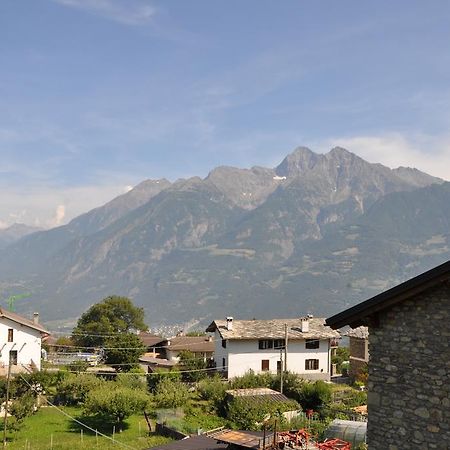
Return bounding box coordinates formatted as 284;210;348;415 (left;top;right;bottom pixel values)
17;371;138;450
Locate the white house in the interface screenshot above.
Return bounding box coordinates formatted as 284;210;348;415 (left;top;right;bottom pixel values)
206;316;340;380
0;309;49;374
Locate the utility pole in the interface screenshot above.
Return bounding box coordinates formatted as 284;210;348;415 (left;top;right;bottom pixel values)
284;323;288;372
3;358;12;448
279;348;283;394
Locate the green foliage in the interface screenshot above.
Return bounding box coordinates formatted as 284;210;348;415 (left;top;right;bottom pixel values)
2;405;171;449
271;371;305;399
68;360;90;373
72;296;147;348
57;373;105;405
178;350;208;382
185;331;206;337
153;378;190;408
147;369;182;393
355;363;368;385
84;386;150;425
115;372;147;391
296;381;332;412
104;332;146;370
229;370;274;390
197;374;227;410
9;392;35;426
226;397;299;431
331;347;350;373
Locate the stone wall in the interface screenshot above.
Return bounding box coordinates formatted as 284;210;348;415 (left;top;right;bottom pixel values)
367;281;450;449
350;336;367;360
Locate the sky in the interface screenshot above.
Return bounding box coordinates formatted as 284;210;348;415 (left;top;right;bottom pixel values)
1;0;450;228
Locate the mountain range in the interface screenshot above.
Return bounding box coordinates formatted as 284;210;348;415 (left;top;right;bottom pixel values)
0;147;449;329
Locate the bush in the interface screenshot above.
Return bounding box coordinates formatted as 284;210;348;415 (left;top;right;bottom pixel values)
296;381;332;413
9;392;36;430
84;386;150;427
226;397;299;431
229;370;275;390
116;372;147;391
147;369;182;393
197;374;227;410
332;347;350;373
153;378;190;408
271;372;304;400
178;350;208;382
57;373;105;405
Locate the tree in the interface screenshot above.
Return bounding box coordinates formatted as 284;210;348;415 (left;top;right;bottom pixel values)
153;378;190;408
72;296;147;347
84;386;149;429
178;350;207;382
104;333;146;371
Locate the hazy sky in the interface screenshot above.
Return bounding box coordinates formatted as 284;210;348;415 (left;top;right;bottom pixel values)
2;0;450;227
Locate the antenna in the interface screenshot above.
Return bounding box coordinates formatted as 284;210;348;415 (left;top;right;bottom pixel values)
4;293;31;311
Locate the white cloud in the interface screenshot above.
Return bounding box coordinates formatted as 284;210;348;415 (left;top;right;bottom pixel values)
53;205;66;227
316;133;450;181
0;182;135;229
52;0;155;26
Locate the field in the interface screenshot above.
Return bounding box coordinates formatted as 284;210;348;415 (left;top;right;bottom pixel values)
3;406;171;450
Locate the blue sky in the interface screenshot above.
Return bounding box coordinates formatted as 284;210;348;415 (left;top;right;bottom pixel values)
1;0;450;227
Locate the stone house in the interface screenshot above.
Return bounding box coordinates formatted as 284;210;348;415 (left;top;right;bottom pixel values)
345;326;369;380
206;316;339;380
326;260;450;450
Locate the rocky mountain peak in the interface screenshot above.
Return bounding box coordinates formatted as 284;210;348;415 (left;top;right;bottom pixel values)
275;146;318;176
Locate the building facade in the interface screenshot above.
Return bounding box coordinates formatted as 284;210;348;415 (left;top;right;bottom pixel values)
206;316;339;380
327;260;450;450
0;309;49;374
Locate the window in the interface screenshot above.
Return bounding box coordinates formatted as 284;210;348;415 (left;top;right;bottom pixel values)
273;339;285;349
277;360;282;374
7;329;13;342
305;359;319;370
261;360;270;371
9;350;18;365
305;339;319;349
258;339;273;350
222;357;226;369
222;339;227;349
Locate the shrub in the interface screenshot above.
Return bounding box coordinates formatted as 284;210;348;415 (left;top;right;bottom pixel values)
84;386;150;427
226;397;299;431
57;373;105;405
153;378;190;408
229;370;274;390
296;381;332;413
197;374;227;410
147;369;182;393
116;372;147;391
178;350;208;382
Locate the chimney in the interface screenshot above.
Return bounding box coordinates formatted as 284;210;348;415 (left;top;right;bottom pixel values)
208;335;213;342
33;312;39;325
300;316;309;333
226;317;233;331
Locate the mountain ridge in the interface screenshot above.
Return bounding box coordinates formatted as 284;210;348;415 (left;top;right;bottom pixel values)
0;147;447;327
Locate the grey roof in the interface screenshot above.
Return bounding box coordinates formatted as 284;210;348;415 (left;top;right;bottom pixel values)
0;308;49;334
148;435;228;450
163;336;215;353
225;388;293;405
326;259;450;329
344;326;369;339
139;356;178;367
206;317;339;340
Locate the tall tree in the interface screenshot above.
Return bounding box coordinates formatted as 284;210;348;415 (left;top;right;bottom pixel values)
72;296;147;347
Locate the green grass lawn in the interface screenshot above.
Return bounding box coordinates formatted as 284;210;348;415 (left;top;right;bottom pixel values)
3;406;172;449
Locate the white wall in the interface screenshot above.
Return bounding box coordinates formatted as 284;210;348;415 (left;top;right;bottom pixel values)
0;318;42;370
212;336;331;380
